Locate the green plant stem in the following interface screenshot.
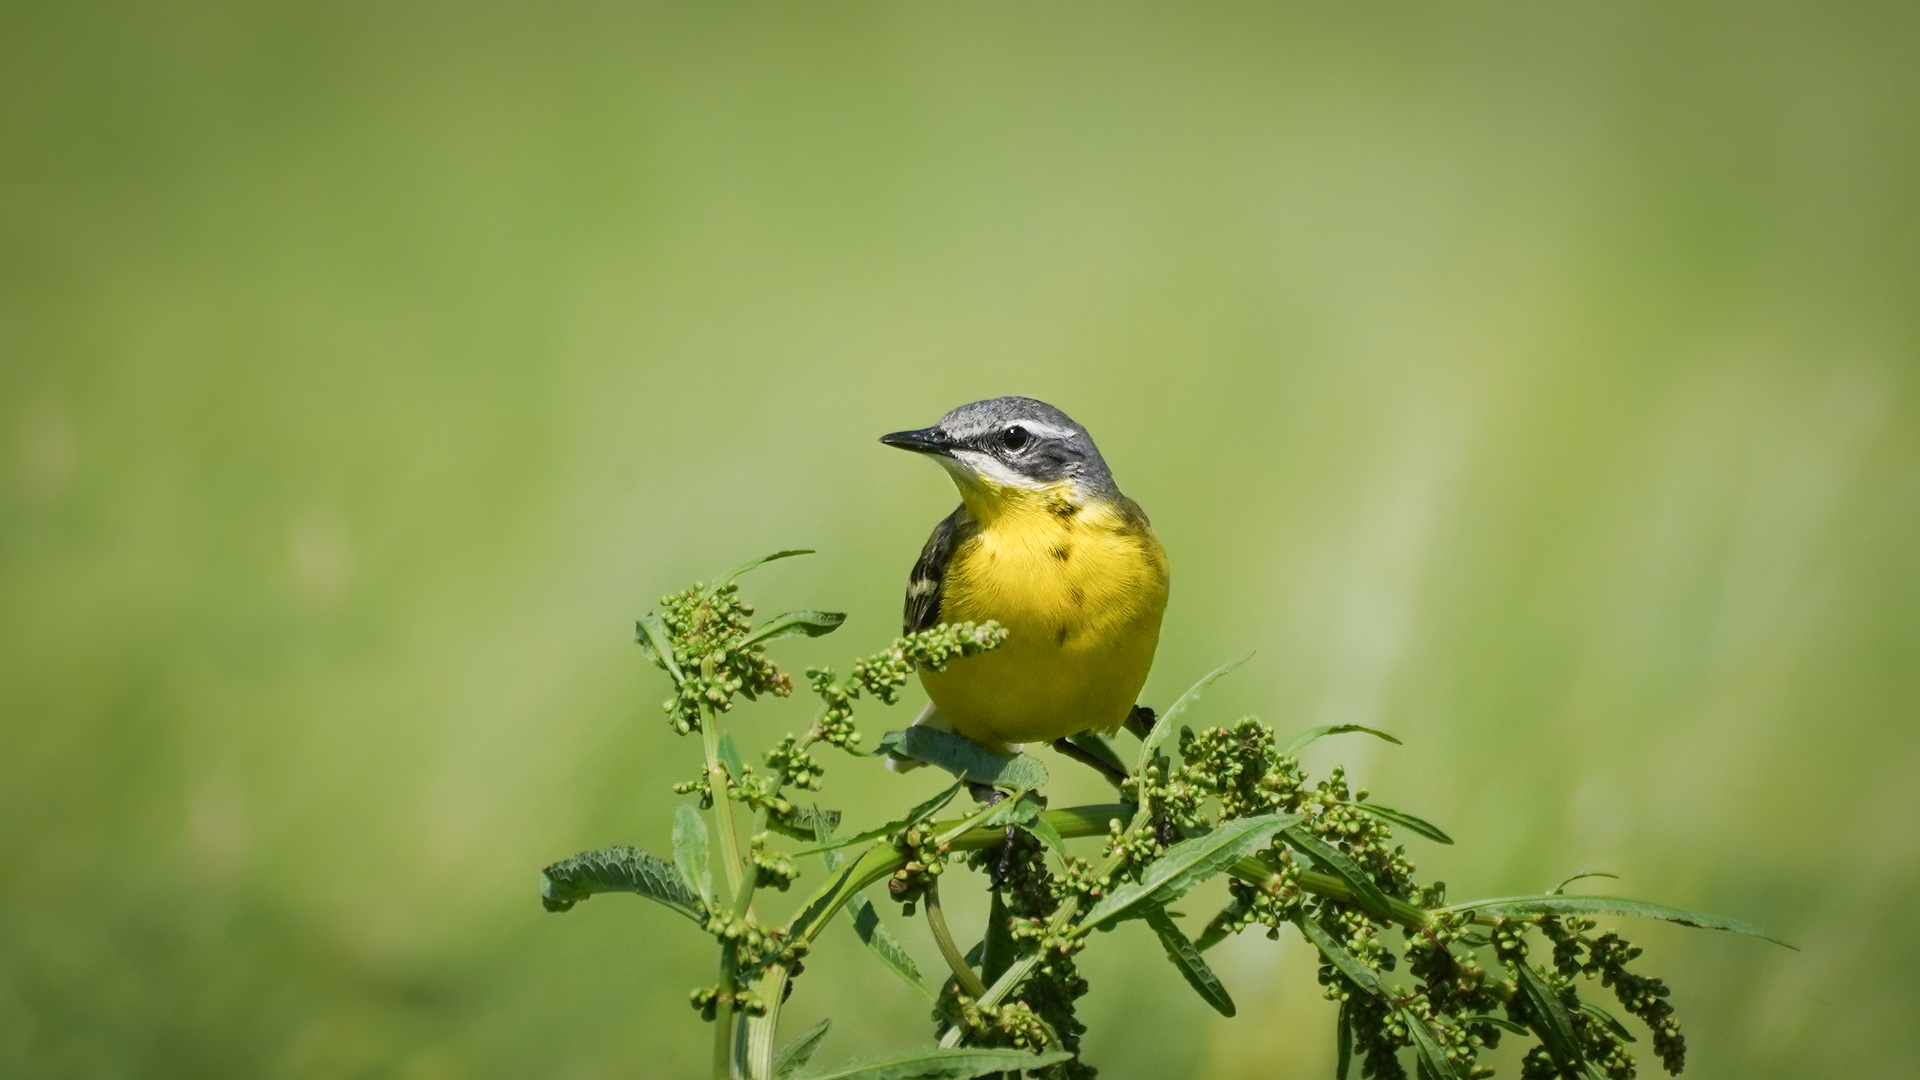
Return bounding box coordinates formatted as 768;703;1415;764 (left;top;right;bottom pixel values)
722;731;824;1079
702;716;746;900
699;692;744;1080
713;940;738;1080
924;879;988;998
739;966;791;1079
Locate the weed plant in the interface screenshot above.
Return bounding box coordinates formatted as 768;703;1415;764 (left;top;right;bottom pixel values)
539;552;1786;1080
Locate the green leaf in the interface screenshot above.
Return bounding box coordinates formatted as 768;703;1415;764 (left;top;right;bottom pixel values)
1143;904;1236;1017
1579;1001;1637;1042
790;780;965;857
897;726;1049;791
981;790;1045;830
1464;1014;1531;1036
774;1019;832;1080
1353;802;1454;845
1081;811;1301;929
635;612;683;684
1024;815;1067;859
1284;724;1402;755
769;805;845;842
1401;1007;1465;1080
1282;827;1394;921
1136;654;1251;775
717;734;746;783
981;889;1016;986
1514;961;1585;1074
673;804;711;906
1551;870;1620;894
1435;895;1794;948
716;549;814;588
1292;914;1382;996
1062;731;1129;776
540;845;704;921
808;807;936;1001
1192;896;1245;954
847;895;935;1001
792;1048;1073;1080
1336;999;1353;1080
741;610;847;649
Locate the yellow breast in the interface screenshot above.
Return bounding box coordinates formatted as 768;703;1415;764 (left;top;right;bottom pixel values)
921;485;1169;747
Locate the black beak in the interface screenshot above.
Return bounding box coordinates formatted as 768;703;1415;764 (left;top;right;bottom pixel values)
879;427;955;456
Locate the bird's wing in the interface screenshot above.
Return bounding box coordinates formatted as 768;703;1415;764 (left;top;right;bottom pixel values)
904;505;972;634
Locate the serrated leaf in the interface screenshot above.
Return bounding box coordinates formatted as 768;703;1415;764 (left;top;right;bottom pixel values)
1402;1006;1465;1080
1464;1014;1531;1036
1284;724;1402;755
635;612;683;684
1081;811;1300;929
1143;904;1235;1016
847;895;935;1001
981;790;1045;829
1353;802;1454;845
1579;1001;1637;1042
742;610;847;649
1292;914;1382;996
1514;961;1586;1073
1436;895;1793;947
982;889;1016;986
1024;815;1067;858
1136;654;1251;774
540;845;704;921
788;862;860;942
791;780;965;857
717;733;746;784
774;1019;832;1080
1551;870;1620;894
1192;896;1245;954
1283;827;1394;921
673;804;711;906
1336;999;1353;1080
716;549;814;588
792;1048;1073;1080
769;805;844;842
897;727;1049;791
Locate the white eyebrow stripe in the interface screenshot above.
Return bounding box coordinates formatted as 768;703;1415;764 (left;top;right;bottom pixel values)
1015;421;1077;441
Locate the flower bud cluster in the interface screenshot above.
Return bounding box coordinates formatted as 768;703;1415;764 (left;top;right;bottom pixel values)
749;835;798;892
763;735;824;791
887;823;950;915
952;998;1050;1051
1217;849;1306;939
645;583;796;734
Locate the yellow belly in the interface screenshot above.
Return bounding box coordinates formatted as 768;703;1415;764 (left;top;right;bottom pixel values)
920;496;1169;747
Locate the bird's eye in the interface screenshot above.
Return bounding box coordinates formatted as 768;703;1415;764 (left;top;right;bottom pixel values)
999;425;1031;452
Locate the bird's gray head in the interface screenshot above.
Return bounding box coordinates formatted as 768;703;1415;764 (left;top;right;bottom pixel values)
880;396;1117;498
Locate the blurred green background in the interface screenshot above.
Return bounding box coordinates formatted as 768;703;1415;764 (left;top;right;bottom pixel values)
3;2;1917;1077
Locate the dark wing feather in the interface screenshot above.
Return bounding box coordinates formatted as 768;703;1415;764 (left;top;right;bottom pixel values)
904;506;972;634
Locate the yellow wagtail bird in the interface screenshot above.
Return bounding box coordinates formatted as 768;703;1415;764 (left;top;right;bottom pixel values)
881;397;1170;764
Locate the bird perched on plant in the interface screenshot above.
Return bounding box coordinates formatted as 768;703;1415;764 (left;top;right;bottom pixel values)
880;397;1169;758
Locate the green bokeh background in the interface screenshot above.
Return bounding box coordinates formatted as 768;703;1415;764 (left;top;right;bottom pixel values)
4;3;1917;1077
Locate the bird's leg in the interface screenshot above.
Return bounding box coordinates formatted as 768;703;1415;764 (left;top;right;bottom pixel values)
994;824;1023;887
966;781;1004;806
963;782;1024;887
1049;737;1129;789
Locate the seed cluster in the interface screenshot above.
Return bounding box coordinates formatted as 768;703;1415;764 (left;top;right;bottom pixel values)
647;582;794;734
940;830;1094;1080
621;565;1704;1080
